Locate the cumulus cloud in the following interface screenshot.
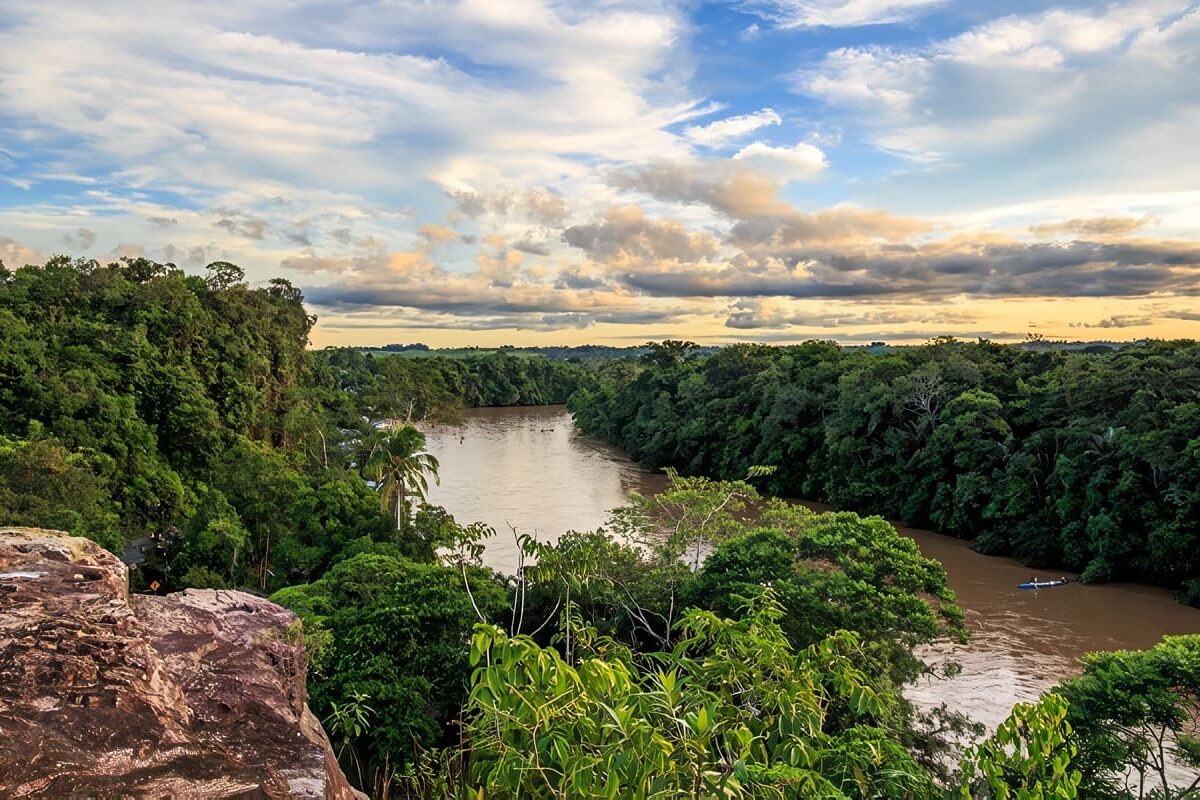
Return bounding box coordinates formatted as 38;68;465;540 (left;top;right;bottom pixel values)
448;188;569;225
794;1;1200;167
0;236;41;268
611;159;927;247
418;223;464;246
799;46;929;115
511;236;552;256
110;243;145;259
3;0;1199;345
611;160;790;218
161;243;213;267
563;206;722;263
731;141;827;182
617;237;1200;300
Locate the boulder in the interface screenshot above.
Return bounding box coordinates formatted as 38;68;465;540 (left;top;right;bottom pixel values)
0;527;366;799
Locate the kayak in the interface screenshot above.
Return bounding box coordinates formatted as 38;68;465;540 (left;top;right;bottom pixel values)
1018;578;1070;590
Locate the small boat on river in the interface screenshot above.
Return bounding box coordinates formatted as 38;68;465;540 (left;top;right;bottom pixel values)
1019;577;1070;590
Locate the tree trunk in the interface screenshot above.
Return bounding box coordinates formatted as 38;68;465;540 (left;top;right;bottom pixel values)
395;483;405;531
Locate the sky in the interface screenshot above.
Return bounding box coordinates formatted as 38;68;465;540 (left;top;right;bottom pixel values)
1;0;1199;348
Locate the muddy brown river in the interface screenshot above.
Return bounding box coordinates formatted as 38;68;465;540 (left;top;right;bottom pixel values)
424;405;1200;735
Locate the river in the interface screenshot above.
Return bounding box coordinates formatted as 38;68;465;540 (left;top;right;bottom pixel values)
423;405;1200;735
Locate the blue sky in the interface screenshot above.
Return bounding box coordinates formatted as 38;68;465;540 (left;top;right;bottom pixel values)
1;0;1199;345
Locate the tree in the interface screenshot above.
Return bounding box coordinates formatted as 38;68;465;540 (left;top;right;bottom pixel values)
682;502;967;685
271;553;509;782
366;425;440;531
460;591;937;799
0;434;120;550
958;693;1082;799
204;260;246;290
1057;635;1200;799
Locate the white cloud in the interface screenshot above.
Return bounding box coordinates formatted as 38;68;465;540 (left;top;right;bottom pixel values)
0;236;42;268
799;47;928;115
732;141;828;182
2;0;1199;345
684;108;782;148
795;0;1200;173
0;0;700;203
739;0;945;28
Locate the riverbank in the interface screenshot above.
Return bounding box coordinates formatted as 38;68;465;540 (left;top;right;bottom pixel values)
423;404;1200;740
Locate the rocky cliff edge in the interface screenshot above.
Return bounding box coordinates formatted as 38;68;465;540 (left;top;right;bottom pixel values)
0;527;366;799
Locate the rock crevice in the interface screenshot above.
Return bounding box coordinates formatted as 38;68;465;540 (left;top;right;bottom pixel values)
0;527;364;799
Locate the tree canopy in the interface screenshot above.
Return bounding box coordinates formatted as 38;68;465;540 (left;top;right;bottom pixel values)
569;339;1200;604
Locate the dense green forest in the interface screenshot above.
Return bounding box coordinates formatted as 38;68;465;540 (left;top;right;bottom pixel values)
2;257;1198;797
0;255;583;592
568;340;1200;605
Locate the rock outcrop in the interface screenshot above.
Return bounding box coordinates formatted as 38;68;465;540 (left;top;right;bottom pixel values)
0;527;365;799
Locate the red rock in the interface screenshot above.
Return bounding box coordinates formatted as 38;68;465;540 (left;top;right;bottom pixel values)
0;527;366;799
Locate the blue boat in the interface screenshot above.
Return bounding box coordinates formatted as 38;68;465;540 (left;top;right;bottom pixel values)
1019;577;1070;590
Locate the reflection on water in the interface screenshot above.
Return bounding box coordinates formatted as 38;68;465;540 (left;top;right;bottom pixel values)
424;404;1200;738
422;405;665;572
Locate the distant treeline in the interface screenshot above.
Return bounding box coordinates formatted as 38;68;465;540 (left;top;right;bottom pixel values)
354;342;721;362
318;347;590;416
568;339;1200;604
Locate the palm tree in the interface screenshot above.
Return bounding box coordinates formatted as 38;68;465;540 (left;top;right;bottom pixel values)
366;425;440;530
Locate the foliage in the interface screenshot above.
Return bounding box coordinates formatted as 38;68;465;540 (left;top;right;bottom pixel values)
682;502;967;688
568;339;1200;603
0;433;120;549
364;425;440;531
317;346;591;422
461;591;938;799
270;553;510;777
1056;635;1200;799
608;466;763;569
958;694;1082;799
517;528;693;651
0;256;584;593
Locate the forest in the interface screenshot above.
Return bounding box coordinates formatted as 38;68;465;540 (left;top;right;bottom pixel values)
0;256;583;592
569;339;1200;605
1;257;1198;797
